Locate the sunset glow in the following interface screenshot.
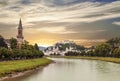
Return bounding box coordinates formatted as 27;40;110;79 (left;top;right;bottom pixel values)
0;0;120;47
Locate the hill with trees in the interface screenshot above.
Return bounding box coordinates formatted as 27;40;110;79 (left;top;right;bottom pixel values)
44;40;85;55
45;40;85;51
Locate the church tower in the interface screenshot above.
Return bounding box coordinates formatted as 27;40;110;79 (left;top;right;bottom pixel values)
17;18;24;49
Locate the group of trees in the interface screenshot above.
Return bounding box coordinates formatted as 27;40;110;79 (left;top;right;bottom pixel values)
65;37;120;58
0;35;8;48
0;36;44;61
65;51;80;56
0;47;44;61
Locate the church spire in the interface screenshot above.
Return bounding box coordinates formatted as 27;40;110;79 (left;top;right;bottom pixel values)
17;18;24;49
18;18;23;29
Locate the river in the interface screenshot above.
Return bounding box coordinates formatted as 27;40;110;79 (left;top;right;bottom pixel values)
3;58;120;81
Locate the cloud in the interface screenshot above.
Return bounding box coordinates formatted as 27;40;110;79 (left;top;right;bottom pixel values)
68;39;107;47
80;30;106;33
25;26;77;34
74;39;106;42
24;1;120;23
0;0;120;46
113;21;120;26
0;0;120;24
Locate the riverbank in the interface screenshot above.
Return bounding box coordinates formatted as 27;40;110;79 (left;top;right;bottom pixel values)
0;58;52;80
49;56;120;63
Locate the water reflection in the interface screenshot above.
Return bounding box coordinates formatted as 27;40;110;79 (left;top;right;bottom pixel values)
2;58;120;81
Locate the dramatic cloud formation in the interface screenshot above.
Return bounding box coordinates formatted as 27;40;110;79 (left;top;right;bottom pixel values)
113;21;120;26
0;0;120;47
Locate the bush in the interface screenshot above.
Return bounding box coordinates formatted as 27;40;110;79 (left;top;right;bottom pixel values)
113;48;120;57
0;47;13;60
65;51;80;56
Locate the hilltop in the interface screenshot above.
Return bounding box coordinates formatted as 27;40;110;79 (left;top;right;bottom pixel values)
44;40;85;56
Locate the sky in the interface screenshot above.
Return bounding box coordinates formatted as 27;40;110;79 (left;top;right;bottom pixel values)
0;0;120;47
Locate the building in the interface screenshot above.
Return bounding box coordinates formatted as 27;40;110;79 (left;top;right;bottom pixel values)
44;40;82;56
17;18;24;49
4;39;10;48
0;18;24;49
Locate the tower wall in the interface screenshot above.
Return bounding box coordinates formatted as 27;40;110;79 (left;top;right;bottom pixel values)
17;18;24;49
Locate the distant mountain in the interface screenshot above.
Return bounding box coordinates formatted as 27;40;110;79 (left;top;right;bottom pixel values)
39;46;47;51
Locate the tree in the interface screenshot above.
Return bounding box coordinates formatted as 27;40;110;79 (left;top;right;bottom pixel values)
34;43;39;51
65;51;80;56
94;43;111;57
0;47;10;60
87;50;95;56
21;40;29;49
76;45;85;50
113;48;120;57
0;35;8;48
106;37;120;48
10;38;17;49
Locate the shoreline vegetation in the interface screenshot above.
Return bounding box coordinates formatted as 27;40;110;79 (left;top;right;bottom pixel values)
0;36;53;81
0;58;52;80
49;56;120;64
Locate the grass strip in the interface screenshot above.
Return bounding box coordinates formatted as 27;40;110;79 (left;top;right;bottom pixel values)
0;58;52;78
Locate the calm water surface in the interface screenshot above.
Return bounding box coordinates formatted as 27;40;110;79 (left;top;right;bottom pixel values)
8;58;120;81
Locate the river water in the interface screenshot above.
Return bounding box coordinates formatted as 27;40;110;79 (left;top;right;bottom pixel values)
5;58;120;81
